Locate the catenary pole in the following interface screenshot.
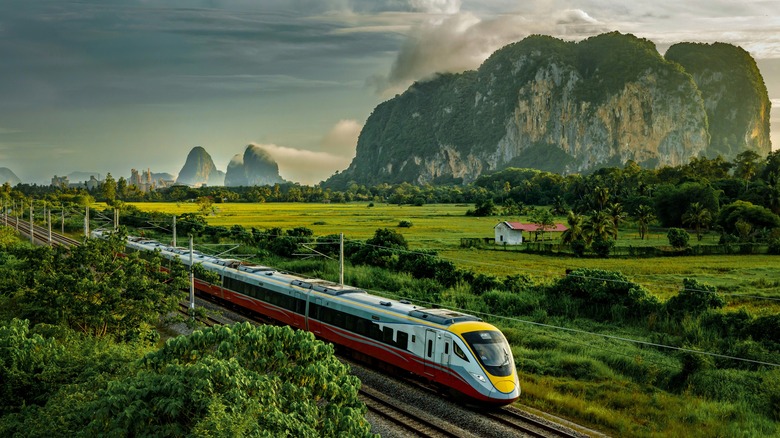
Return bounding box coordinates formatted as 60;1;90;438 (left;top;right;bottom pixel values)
339;232;344;286
189;235;195;311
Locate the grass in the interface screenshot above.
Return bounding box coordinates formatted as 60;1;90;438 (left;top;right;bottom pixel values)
126;202;780;308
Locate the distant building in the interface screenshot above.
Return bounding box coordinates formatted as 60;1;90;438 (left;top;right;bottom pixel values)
86;175;101;191
130;168;156;193
494;221;568;245
51;175;69;187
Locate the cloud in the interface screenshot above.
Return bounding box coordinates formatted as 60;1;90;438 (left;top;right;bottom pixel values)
371;1;780;95
319;119;362;158
409;0;462;14
251;143;352;185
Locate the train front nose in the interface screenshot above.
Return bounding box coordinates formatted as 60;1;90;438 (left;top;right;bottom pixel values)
490;377;520;403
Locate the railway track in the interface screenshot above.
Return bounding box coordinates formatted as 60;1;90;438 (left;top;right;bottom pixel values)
6;214;81;247
359;386;476;438
483;407;582;438
177;302;226;327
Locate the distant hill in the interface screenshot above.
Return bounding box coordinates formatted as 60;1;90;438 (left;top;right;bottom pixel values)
224;145;284;187
325;32;771;188
175;146;225;187
0;167;21;185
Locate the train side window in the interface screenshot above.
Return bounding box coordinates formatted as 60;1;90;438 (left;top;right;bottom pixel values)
411;335;416;343
369;323;383;341
396;331;408;350
345;316;356;332
383;327;394;344
334;310;346;328
444;343;449;354
453;343;468;362
355;319;367;336
427;340;433;358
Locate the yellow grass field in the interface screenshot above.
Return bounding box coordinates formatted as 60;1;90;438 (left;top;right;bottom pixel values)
127;202;780;308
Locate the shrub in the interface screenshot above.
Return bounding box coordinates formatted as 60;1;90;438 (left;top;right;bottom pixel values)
547;268;660;320
471;273;502;295
665;278;725;317
591;237;614;257
398;220;413;228
667;228;690;248
768;238;780;255
570;239;586;257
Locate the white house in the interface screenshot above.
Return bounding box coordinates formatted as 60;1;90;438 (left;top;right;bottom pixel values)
494;221;569;245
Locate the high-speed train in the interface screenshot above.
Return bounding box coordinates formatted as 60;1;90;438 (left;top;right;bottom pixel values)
115;232;520;405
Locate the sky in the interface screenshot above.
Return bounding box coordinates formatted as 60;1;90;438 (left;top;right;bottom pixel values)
1;0;779;185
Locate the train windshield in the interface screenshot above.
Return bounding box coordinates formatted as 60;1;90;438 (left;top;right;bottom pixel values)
462;330;514;377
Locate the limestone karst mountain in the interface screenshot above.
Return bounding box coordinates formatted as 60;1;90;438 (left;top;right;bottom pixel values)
325;32;771;188
175;146;225;187
0;167;21;185
224;144;284;187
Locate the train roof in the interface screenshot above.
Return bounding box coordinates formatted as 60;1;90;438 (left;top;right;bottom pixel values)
122;234;482;327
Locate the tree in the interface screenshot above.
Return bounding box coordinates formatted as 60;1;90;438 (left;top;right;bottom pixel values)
101;173;116;205
606;202;625;239
583;210;615;243
529;208;554;241
733;150;762;182
561;211;584;244
634;204;655;240
667;228;690;249
116;177;128;200
82;324;372;437
197;196;214;215
11;231;188;339
682;202;712;241
717;200;780;237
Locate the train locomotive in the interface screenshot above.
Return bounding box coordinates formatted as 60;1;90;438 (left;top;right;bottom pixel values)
119;232;520;406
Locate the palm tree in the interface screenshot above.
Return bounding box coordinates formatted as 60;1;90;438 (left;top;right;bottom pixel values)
634;205;656;240
607;202;625;240
682;202;712;241
561;211;584;244
583;210;615;244
594;186;610;211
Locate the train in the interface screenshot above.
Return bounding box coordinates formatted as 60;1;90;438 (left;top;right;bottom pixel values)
109;231;520;406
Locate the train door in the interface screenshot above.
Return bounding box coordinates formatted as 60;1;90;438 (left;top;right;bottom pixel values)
312;298;322;335
441;334;452;367
424;329;437;378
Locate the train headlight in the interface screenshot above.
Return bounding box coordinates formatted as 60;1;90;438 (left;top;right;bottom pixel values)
470;372;486;383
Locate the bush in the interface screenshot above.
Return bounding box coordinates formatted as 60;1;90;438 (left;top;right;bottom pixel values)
768;238;780;255
591;237;614;257
398;220;413;228
667;228;690;248
664;278;725;317
547;268;660;321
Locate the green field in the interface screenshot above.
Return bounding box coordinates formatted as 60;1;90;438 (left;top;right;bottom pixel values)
128;202;780;308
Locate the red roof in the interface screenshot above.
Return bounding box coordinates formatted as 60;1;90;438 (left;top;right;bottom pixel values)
497;221;568;232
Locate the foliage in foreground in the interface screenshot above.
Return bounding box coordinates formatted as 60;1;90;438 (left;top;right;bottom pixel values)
0;231;188;341
0;320;373;437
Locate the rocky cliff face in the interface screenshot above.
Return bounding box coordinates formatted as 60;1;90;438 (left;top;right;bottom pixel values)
175;146;225;187
326;32;770;188
0;167;21;186
224;144;284;187
665;42;772;158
